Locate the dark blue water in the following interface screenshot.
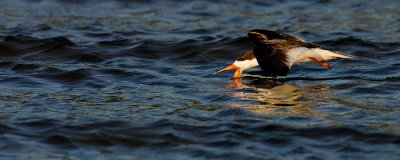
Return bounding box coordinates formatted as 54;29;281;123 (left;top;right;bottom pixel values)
0;0;399;159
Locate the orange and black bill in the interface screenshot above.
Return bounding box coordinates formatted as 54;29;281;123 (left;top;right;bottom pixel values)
212;64;241;78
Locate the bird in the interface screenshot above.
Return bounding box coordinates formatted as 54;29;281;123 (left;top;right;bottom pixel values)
213;29;352;78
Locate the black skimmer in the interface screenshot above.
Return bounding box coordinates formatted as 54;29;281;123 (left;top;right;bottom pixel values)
213;29;352;78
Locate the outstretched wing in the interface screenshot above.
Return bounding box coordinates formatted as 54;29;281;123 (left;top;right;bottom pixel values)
251;40;291;76
248;29;305;42
247;29;322;76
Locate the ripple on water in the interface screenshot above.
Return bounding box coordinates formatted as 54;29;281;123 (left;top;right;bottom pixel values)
1;0;400;159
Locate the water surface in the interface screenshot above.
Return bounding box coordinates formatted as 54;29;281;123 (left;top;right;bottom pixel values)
0;0;399;159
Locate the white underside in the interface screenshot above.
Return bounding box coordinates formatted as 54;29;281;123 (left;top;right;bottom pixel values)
233;58;259;72
286;47;352;68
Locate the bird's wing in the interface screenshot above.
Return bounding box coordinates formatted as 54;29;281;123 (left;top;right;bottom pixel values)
249;29;305;42
252;41;291;76
262;39;288;44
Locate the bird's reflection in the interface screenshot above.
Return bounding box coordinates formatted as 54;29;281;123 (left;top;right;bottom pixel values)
226;75;331;118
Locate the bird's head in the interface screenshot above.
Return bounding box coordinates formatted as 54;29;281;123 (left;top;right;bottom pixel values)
212;50;259;78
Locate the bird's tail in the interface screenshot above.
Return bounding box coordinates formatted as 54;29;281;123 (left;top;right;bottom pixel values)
312;48;353;60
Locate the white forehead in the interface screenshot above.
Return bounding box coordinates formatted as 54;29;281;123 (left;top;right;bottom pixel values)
233;58;259;71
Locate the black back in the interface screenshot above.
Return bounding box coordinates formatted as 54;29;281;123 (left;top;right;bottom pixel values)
248;29;304;43
248;29;318;76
